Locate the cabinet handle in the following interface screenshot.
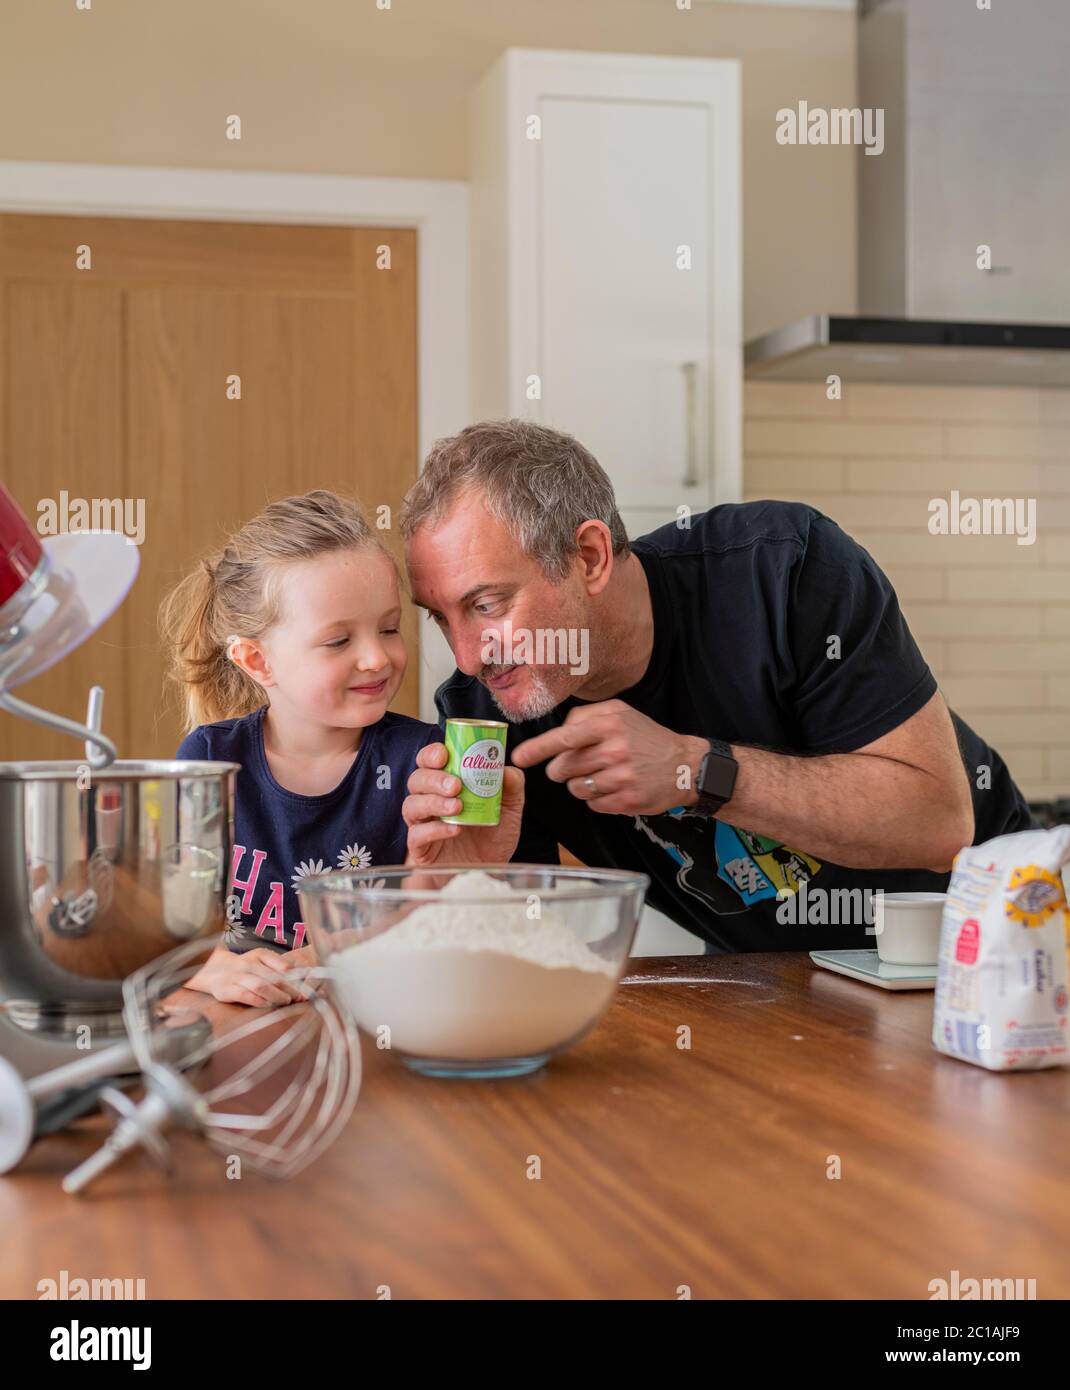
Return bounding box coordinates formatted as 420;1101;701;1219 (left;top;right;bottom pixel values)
682;361;699;489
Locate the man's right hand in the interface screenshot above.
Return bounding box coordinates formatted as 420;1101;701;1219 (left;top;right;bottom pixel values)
403;741;524;867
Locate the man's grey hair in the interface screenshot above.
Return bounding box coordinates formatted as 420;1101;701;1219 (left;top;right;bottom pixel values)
399;418;630;581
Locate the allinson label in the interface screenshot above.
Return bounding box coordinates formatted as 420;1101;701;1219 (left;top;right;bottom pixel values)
443;718;508;827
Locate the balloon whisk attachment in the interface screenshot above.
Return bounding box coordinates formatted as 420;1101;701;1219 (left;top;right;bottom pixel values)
61;935;361;1194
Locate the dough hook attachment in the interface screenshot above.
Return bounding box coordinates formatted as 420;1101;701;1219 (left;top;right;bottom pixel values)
0;683;117;767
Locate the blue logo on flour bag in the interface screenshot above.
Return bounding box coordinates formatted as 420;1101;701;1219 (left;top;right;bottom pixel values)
634;807;822;916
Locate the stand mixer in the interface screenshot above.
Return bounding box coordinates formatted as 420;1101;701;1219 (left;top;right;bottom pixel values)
0;483;240;1083
0;487;362;1191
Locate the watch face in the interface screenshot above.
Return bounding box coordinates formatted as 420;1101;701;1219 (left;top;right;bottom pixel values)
701;751;737;802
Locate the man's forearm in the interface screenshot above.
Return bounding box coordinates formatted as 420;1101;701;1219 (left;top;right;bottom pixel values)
678;735;968;872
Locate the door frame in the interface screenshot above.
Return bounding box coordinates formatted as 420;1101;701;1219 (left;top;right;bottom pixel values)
0;159;467;722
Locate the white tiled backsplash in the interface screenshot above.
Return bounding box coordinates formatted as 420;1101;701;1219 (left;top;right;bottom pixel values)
744;381;1070;802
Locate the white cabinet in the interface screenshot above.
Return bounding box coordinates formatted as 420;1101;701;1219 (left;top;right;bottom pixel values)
469;48;742;532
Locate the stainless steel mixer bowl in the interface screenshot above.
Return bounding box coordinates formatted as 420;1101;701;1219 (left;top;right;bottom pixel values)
0;760;239;1039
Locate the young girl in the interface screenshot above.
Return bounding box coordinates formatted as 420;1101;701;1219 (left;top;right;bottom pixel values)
160;490;440;1006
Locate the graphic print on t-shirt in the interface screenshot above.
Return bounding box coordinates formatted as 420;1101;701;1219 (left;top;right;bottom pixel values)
332;844;385;888
337;843;373;871
229;841;383;949
634;808;822;916
291;858;328;892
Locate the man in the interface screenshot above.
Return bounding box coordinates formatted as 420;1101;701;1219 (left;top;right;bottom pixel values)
399;419;1033;953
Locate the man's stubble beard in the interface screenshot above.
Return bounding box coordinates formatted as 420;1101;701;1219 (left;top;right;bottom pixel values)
487;664;564;722
485;633;606;722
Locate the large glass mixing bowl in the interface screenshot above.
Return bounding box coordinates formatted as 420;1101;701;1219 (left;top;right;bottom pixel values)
298;864;648;1078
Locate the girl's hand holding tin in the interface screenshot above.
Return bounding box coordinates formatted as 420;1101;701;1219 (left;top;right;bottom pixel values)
402;742;524;867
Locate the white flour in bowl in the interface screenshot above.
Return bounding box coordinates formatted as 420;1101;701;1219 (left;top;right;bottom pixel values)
329;870;620;1060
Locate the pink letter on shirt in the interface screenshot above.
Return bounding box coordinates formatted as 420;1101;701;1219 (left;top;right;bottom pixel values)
254;882;287;945
230;845;267;915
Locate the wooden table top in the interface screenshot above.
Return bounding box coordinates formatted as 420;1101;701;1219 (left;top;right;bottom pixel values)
4;952;1069;1300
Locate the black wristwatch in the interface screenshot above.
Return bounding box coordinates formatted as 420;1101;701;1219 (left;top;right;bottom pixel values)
692;738;738;818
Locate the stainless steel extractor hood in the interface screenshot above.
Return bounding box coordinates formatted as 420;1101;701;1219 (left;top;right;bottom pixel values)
745;316;1070;387
745;0;1070;386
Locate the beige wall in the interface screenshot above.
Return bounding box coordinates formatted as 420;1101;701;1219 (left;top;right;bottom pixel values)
0;0;857;342
745;381;1070;802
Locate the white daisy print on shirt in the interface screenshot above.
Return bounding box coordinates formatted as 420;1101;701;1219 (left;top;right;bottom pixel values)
337;844;373;871
291;858;329;892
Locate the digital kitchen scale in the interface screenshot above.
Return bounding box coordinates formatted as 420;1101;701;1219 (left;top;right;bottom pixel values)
809;949;937;991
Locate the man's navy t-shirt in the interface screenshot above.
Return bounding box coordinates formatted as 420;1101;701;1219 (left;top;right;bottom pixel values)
436;502;1033;954
177;707;437;952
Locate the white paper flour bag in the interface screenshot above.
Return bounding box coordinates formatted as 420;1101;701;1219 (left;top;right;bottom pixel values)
932;824;1070;1071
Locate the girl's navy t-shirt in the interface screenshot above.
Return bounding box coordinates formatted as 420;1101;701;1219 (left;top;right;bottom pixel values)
176;706;438;952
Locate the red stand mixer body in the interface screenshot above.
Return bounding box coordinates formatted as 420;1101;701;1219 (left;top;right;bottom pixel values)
0;482;46;608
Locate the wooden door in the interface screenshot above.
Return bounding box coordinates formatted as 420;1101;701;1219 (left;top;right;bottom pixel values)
0;214;419;761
